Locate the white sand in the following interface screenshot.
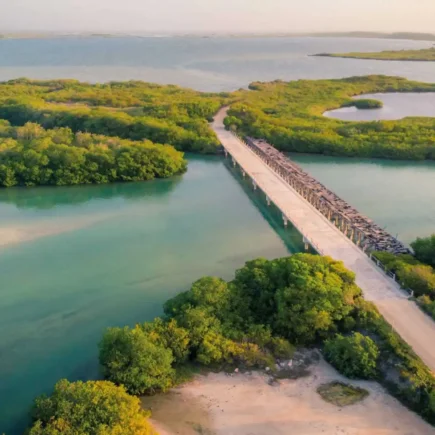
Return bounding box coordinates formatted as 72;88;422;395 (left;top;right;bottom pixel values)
144;359;434;435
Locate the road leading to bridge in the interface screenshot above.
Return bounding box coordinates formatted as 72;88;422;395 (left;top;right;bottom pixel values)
212;107;435;372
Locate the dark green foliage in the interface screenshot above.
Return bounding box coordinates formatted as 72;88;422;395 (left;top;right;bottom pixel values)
0;122;186;187
229;75;435;160
29;379;156;434
99;326;175;395
232;255;360;344
342;98;383;109
412;234;435;268
324;332;380;379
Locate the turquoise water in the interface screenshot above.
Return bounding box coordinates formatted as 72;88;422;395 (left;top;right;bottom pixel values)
292;154;435;244
324;92;435;121
0;36;434;91
0;156;303;434
1;36;435;433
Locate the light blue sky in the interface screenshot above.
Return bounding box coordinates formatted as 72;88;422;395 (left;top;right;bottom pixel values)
1;0;434;33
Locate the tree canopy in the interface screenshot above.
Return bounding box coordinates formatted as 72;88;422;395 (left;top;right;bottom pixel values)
324;332;380;379
99;326;175;395
0;121;186;187
29;379;156;435
411;234;435;268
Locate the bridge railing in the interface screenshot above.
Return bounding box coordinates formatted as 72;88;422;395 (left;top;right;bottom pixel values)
230;132;416;297
368;254;414;297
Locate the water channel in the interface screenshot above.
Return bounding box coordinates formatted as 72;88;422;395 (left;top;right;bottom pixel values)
1;36;435;434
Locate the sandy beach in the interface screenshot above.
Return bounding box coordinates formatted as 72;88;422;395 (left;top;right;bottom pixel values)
142;358;434;435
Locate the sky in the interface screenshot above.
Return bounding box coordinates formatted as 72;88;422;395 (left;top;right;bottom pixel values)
1;0;434;34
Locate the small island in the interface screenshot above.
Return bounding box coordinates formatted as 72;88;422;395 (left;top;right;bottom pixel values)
341;98;383;109
313;47;435;62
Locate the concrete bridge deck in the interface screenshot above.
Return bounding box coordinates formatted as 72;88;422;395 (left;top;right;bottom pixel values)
212;107;435;372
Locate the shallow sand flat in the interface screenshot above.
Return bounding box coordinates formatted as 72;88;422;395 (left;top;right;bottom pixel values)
0;213;119;248
143;359;434;435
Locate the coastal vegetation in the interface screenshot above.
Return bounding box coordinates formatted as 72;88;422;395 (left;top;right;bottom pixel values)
0;121;186;187
306;32;435;42
341;98;383;109
0;78;229;154
315;47;435;62
373;233;435;321
29;379;156;434
1;75;435;189
26;253;435;432
226;75;435;160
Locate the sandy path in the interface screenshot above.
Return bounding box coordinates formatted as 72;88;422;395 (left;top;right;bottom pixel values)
144;359;434;435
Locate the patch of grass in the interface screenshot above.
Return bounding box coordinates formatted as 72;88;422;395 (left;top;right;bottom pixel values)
317;381;369;407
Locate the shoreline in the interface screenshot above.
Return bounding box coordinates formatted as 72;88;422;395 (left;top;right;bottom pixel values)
142;357;434;435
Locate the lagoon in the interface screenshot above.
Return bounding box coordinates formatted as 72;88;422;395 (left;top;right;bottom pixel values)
324;92;435;121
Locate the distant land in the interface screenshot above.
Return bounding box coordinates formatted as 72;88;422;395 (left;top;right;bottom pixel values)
314;47;435;62
302;31;435;42
1;30;435;41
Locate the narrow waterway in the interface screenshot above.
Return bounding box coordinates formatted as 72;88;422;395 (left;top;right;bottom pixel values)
0;155;303;435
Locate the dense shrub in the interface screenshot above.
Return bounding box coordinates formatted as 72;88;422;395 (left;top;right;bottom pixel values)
29;379;156;434
412;234;435;268
324;332;380;379
342;98;383;109
99;326;175;395
0;122;186;187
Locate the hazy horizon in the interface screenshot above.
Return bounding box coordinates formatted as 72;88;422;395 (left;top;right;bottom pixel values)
1;0;434;34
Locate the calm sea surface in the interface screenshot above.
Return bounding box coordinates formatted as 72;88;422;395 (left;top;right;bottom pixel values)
1;36;435;434
0;36;434;91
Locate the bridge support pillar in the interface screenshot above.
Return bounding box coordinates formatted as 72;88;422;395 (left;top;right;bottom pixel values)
266;195;271;206
242;170;246;178
282;215;288;227
232;157;236;167
224;150;228;158
356;231;362;246
252;180;257;190
303;236;310;251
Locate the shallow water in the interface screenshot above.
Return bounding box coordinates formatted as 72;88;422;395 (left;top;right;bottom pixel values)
0;156;303;434
324;92;435;121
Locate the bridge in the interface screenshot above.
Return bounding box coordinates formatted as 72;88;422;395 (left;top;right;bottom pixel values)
212;107;435;372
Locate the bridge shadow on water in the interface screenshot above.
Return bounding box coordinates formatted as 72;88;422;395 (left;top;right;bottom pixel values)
224;160;314;256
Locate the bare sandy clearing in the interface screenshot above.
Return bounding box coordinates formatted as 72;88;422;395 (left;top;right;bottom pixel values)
143;359;434;435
